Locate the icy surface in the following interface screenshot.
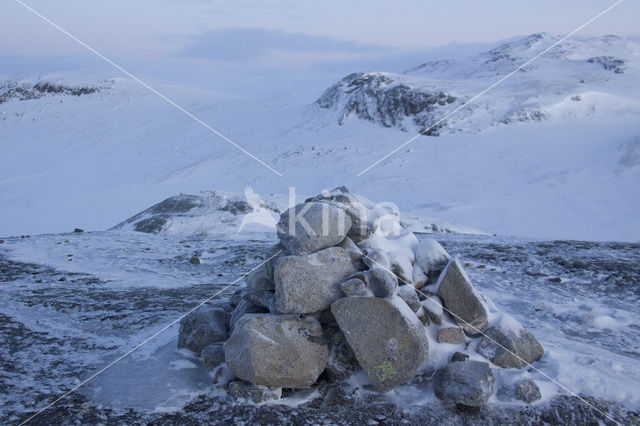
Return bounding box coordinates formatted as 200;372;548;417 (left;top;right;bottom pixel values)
0;229;638;423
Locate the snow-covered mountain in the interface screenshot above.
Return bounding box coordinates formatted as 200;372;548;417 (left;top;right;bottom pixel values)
317;33;640;134
1;33;639;241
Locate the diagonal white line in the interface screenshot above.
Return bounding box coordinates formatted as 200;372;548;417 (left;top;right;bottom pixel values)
361;253;621;425
356;0;625;176
19;250;282;425
13;0;283;177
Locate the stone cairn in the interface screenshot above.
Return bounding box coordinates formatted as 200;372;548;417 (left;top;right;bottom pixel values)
178;187;545;405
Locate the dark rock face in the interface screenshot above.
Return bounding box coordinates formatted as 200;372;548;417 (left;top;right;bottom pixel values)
587;56;625;73
316;72;457;136
437;259;489;335
324;326;361;381
0;81;100;104
476;322;544;369
434;361;495;407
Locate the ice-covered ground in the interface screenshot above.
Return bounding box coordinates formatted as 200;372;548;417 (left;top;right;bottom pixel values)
0;226;638;424
1;34;639;241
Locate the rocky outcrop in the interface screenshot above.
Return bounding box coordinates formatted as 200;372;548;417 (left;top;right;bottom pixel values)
331;297;429;391
224;314;328;388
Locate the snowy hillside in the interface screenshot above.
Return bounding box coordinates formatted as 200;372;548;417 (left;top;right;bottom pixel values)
318;33;640;134
1;33;639;241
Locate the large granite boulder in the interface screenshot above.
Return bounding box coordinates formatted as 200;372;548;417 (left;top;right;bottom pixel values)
224;314;328;388
434;360;495;407
274;247;356;314
178;306;229;353
476;316;544;369
331;297;429;391
437;259;489;335
277;202;352;254
415;238;450;285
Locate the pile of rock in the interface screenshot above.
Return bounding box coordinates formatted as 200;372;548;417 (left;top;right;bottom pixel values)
177;187;545;406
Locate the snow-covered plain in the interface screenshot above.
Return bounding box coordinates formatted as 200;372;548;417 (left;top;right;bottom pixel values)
1;33;639;241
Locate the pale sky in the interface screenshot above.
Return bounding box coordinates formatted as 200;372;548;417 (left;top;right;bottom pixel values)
1;0;637;59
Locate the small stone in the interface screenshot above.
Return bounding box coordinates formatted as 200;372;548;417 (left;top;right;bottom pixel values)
434;361;495;407
331;297;429;391
366;267;398;298
277;202;352;254
201;342;225;370
437;259;488;335
412;263;428;289
362;249;390;269
73;228;84;233
451;352;470;362
189;255;200;265
274;247;356;314
178;306;229;353
397;285;421;312
228;380;282;403
515;379;541;404
421;295;444;325
437;327;466;344
339;236;364;268
341;278;373;297
224;314;328;388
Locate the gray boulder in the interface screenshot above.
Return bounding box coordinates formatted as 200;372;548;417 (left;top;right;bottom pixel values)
434;360;495;407
178;306;229;353
227;380;282;403
515;379;542;403
476;317;544;369
274;247;356;314
331;297;429;391
362;249;390;269
229;299;269;334
201;342;225;370
366;267;398;298
397;285;421;312
437;327;466;344
324;326;361;381
224;314;328;388
341;278;373;297
451;352;470;362
437;259;488;335
277;202;352;254
415;239;450;285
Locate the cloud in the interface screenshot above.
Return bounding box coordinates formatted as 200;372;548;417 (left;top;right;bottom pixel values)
176;28;395;62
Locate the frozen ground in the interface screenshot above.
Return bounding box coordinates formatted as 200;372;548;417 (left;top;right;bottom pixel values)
0;227;638;424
